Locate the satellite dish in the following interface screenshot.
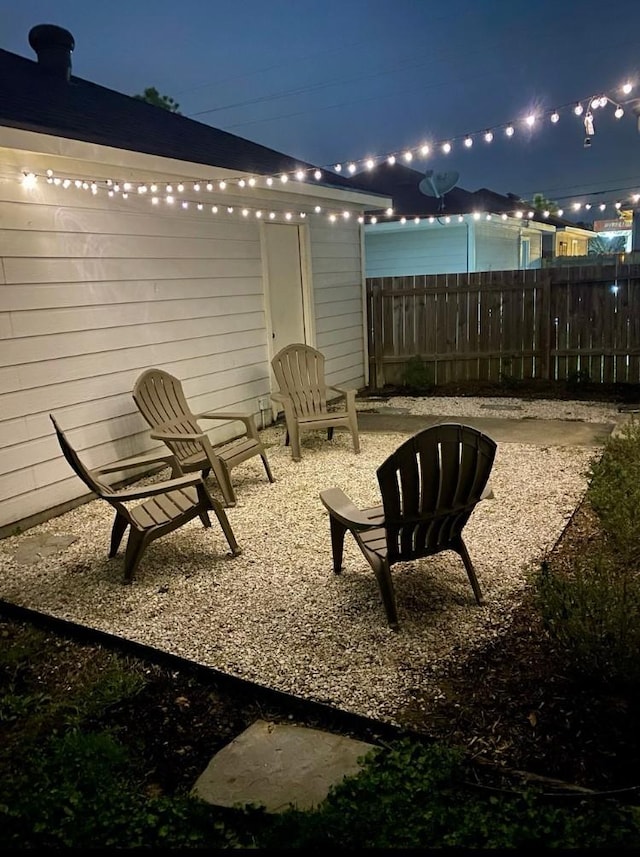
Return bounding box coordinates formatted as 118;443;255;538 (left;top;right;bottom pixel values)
418;169;459;199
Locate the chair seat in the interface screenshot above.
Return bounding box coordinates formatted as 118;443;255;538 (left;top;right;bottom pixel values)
297;412;352;428
128;485;201;529
178;437;264;474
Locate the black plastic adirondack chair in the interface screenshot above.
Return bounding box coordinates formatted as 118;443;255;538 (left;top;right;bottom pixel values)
320;423;496;630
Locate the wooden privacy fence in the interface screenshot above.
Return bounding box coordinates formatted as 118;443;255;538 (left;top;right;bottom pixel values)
366;264;640;389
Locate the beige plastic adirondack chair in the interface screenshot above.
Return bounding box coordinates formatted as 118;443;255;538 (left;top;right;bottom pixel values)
133;368;274;507
50;415;241;583
319;423;496;630
271;343;360;461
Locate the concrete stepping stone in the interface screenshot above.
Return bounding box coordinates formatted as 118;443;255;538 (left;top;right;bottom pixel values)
192;718;376;813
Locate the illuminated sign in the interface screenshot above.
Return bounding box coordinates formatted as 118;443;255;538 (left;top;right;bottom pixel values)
593;219;631;232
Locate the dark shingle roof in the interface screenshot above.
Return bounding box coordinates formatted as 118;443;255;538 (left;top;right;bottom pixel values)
0;40;361;192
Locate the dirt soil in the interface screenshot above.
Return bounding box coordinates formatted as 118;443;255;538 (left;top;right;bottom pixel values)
3;379;640;801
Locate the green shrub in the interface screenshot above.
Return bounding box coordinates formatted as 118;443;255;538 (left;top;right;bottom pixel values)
0;728;252;849
533;417;640;687
258;739;640;849
587;417;640;565
534;553;640;686
567;369;591;389
402;355;433;392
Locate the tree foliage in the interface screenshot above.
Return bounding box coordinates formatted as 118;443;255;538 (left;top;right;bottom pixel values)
530;192;559;214
132;87;180;114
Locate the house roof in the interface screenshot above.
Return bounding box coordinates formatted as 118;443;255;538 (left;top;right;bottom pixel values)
352;162;591;231
0;24;371;196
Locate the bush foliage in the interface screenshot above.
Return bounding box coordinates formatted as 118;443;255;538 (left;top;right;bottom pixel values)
534;417;640;687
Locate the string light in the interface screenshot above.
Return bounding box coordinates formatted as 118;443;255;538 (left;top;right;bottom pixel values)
18;75;638;230
31;84;633;199
25;169;363;225
46;160;636;227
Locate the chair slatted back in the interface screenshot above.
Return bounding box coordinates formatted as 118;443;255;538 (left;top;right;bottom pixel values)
377;423;496;563
133;369;204;464
50;415;130;519
272;343;329;418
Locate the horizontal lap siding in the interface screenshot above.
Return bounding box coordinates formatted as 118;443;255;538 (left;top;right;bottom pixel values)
474;223;520;272
365;226;469;276
0;174;271;530
310;221;365;390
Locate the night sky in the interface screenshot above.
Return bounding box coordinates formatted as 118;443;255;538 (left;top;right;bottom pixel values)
3;0;640;215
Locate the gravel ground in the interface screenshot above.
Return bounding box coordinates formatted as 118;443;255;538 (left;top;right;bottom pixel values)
0;398;621;729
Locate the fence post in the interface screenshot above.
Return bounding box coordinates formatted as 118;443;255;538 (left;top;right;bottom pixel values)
539;272;552;380
368;281;385;390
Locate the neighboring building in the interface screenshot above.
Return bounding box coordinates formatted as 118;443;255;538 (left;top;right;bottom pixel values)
590;217;633;254
352;163;593;276
0;24;390;532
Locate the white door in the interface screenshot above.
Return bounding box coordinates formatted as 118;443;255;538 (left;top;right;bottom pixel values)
262;222;313;416
263;222;309;354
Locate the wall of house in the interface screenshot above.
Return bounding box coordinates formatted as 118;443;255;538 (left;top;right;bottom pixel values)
0;150;367;532
364;223;469;276
310;220;365;388
554;232;591;257
474;221;542;271
365;219;547;277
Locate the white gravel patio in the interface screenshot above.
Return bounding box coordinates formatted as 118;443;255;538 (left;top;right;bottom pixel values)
0;397;621;729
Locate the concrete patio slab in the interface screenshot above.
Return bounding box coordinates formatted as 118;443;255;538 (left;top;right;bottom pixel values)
356;411;614;446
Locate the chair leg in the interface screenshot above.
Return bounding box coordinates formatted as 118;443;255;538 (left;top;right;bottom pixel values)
455;537;484;605
123;530;149;583
349;413;360;455
210;497;242;557
327;427;334;441
109;513;129;558
198;509;212;528
328;514;348;573
261;452;275;483
289;422;301;462
209;458;237;507
370;555;400;631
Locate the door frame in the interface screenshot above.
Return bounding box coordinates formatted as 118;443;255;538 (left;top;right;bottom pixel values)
261;221;315;358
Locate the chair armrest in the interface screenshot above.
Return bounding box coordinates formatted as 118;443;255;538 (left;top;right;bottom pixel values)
150;429;207;443
94;449;176;475
320;487;381;531
195;410;257;435
327;386;356;406
102;472;203;502
270;392;288;404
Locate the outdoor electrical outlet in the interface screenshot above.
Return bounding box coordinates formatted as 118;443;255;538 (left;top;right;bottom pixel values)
258;397;269;411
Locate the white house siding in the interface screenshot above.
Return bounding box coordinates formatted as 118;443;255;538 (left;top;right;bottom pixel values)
365;224;469;277
475;222;542;271
0;143;379;533
309;219;365;391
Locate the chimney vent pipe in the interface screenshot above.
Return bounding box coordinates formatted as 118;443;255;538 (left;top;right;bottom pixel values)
28;24;74;81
